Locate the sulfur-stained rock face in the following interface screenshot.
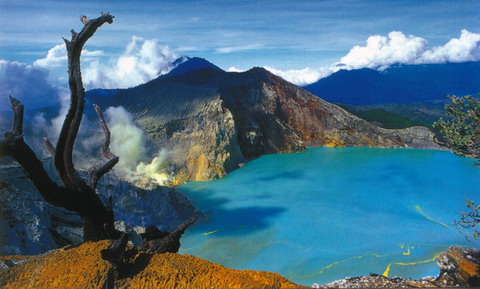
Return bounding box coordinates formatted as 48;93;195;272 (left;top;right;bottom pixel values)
167;97;245;184
218;67;441;159
0;241;305;289
89;64;441;184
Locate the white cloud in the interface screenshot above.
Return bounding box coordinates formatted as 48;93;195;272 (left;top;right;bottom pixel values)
215;44;264;54
33;43;105;69
83;36;179;89
420;29;480;64
266;29;480;85
340;29;480;69
33;44;67;68
32;37;179;90
227;66;245;73
263;66;339;86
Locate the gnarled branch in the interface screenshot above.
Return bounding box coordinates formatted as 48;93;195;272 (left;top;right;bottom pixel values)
1;13;117;242
7;95;24;136
143;216;197;254
0;97;71;208
88;104;119;189
54;13;114;190
43;137;56;156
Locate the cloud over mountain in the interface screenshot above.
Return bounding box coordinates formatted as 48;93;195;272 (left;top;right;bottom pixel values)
33;37;179;90
266;30;480;85
340;29;480;69
83;37;179;89
263;66;340;87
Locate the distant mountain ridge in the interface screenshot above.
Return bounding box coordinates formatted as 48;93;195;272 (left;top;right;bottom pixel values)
304;61;480;105
87;57;440;184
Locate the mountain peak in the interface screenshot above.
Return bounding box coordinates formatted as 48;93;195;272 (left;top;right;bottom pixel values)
165;57;224;77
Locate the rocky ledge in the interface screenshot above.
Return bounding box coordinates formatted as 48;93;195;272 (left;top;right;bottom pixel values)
316;246;480;288
1;244;479;288
0;240;304;289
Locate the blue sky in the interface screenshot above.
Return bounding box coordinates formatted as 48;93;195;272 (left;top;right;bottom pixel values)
0;0;479;103
2;0;479;69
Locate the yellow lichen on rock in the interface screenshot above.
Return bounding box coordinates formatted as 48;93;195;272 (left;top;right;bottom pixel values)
0;241;305;289
0;240;111;289
120;252;303;289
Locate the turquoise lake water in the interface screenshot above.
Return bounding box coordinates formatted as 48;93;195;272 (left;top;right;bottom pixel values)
177;147;480;286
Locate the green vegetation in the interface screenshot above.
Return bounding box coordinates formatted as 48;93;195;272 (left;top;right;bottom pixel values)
340;100;447;130
352;109;420;129
435;95;480;162
434;94;480;240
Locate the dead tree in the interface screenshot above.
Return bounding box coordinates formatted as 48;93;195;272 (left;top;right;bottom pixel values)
0;13;117;242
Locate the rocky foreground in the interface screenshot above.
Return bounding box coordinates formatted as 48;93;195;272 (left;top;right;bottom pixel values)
0;240;303;289
1;242;479;289
316;246;480;288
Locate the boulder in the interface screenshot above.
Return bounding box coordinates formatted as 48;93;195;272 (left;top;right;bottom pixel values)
436;246;480;287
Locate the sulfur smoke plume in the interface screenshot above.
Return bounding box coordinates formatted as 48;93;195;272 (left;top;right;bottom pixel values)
105;106;171;186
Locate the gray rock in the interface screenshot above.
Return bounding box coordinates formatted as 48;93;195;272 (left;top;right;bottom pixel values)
0;160;201;256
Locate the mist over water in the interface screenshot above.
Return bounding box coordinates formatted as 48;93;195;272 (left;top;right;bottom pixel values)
178;147;480;285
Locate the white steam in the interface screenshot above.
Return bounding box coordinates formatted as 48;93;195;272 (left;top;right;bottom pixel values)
35;90;70;143
105;106;170;186
105;106;147;171
135;150;170;186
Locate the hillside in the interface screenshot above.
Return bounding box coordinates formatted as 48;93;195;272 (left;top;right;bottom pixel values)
304;61;480;105
88;60;441;184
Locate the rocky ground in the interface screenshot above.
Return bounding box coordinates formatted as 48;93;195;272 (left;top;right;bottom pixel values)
0;160;201;255
0;240;303;289
1;243;479;288
316;246;480;288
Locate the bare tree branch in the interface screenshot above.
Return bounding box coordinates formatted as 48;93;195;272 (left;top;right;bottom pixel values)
7;95;24;136
1;97;73;209
88;104;119;189
54;13;114;189
43;137;56;156
1;14;116;242
94;104;117;160
144;216;197;254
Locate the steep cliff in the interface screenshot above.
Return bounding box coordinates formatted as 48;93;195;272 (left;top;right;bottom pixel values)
89;64;441;183
219;67;440;157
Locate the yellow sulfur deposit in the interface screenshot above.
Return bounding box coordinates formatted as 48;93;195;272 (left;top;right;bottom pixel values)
0;241;305;289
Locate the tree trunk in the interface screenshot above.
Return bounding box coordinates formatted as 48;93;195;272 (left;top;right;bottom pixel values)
0;13;117;242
